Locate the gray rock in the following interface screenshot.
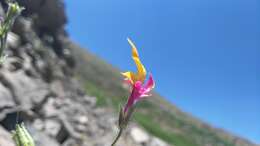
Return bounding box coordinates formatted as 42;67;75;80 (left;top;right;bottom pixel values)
13;17;33;35
28;125;60;146
149;137;169;146
74;115;88;125
0;83;14;109
62;138;79;146
83;95;97;108
3;57;24;72
130;127;150;144
0;70;49;109
0;126;15;146
32;118;44;130
41;98;59;117
44;119;61;137
7;32;21;49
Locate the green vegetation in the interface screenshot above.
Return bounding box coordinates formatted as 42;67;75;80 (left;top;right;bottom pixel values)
12;123;35;146
70;43;250;146
84;81;109;107
134;112;199;146
0;1;23;63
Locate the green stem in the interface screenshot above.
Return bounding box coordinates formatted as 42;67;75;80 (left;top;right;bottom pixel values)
111;128;123;146
0;2;24;62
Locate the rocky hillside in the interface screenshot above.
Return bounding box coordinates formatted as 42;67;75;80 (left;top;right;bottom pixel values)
0;0;257;146
0;0;166;146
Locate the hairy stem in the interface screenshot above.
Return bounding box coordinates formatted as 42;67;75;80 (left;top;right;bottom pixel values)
111;128;123;146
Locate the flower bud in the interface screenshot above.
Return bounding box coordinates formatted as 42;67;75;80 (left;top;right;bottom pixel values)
12;123;35;146
118;105;136;130
8;2;24;18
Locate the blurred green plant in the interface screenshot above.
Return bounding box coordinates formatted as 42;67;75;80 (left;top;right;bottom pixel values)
12;123;35;146
0;0;24;63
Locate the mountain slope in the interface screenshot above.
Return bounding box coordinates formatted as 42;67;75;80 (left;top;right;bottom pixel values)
70;42;257;146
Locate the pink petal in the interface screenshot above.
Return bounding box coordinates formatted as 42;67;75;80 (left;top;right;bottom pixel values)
143;74;155;93
124;81;143;113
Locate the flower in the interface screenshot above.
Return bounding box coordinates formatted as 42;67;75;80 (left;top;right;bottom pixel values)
119;74;155;129
112;38;155;146
124;74;155;113
119;39;155;129
121;38;147;84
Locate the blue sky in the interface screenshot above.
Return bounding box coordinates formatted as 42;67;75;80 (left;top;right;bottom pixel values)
64;0;259;143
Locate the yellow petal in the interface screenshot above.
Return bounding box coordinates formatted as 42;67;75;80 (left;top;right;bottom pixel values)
127;38;139;58
127;38;147;83
121;71;135;84
132;57;146;82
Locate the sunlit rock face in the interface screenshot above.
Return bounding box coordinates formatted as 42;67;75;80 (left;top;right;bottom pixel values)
0;1;169;146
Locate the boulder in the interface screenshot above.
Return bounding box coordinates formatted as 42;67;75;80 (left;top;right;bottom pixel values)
0;126;15;146
0;69;49;109
44;119;61;137
0;83;14;109
150;137;169;146
130;127;150;144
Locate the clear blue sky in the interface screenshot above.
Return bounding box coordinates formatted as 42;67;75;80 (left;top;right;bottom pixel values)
64;0;259;143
